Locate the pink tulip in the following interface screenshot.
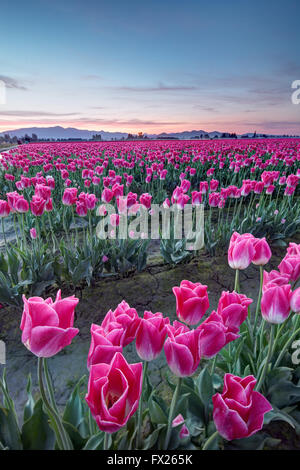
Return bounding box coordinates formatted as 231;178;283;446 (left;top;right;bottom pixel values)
217;291;253;333
98;204;107;216
179;424;190;439
110;213;120;227
101;301;141;347
197;315;229;358
86;193;97;210
62;188;77;206
191;191;202;205
212;374;272;441
30;195;46;216
101;188;114;203
261;284;292;324
210;179;219;191
254;181;264;194
20;290;79;357
286;243;300;256
228;232;255;270
14;196;29;213
126;192;137;208
163;198;171;209
85;352;142;433
87;324;123;369
30;228;37;239
176;193;190;209
278;256;300;283
140;193;152;209
180;179;191;193
43;196;52;211
0;200;11;217
291;287;300;314
35;184;52;202
76;200;88;217
172;414;185;427
164;321;200;377
199;181;208;194
208;192;220;207
252;237;272;266
263;269;290;292
6;191;20;211
173;280;209;325
136;311;169;361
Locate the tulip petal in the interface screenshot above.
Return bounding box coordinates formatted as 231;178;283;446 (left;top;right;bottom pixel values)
212;393;248;440
247;391;273;436
29;326;79;357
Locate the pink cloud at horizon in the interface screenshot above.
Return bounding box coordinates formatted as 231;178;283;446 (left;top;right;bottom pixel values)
0;116;299;135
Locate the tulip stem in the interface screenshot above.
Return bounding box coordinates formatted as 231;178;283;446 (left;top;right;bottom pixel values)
21;213;28;251
210;355;217;376
13;214;20;245
202;430;219;450
38;357;72;450
253;266;264;340
136;360;148;449
1;218;8;254
256;324;275;393
103;432;110;450
43;358;59;414
234;269;239;293
164;377;182;450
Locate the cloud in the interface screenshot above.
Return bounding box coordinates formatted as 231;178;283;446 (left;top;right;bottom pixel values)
0;117;186;129
73;117;186;126
0;110;80;117
193;105;218;112
114;82;197;93
0;75;27;90
81;74;104;81
240;120;300;130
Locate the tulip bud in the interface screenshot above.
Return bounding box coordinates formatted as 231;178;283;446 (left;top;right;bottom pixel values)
261;284;292;324
252;237;272;266
291;287;300;314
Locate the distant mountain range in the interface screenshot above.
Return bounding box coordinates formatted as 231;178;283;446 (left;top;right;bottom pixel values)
0;125;297;140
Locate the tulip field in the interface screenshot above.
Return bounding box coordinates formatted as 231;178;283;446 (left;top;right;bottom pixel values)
0;138;300;451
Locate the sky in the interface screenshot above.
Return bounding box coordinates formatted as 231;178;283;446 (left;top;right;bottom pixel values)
0;0;300;135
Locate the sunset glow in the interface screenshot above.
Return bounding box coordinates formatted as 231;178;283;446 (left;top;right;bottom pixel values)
0;0;300;135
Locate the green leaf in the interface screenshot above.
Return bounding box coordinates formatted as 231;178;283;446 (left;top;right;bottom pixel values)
202;431;220;450
197;367;214;406
63;376;88;440
142;424;166;450
72;258;92;284
148;393;168;424
23;374;35;423
21;399;55;450
82;432;105;450
0;406;22;450
264;408;297;429
62;421;87;449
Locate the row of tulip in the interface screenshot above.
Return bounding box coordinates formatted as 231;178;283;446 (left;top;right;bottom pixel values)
0;140;299;252
1;232;299;450
0;139;299;306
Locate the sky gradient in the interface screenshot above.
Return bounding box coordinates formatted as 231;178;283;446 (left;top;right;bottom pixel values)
1;0;300;135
